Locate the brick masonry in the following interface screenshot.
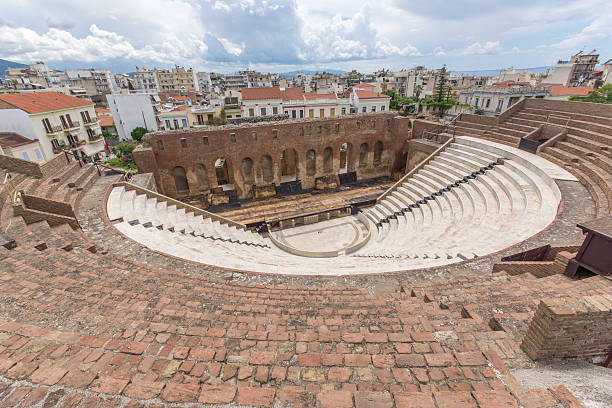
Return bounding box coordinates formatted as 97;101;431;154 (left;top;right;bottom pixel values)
521;294;612;362
134;113;411;199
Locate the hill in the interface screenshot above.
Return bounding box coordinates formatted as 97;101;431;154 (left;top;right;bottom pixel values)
0;58;28;79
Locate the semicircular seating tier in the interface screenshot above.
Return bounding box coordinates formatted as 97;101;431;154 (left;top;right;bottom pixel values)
106;137;574;275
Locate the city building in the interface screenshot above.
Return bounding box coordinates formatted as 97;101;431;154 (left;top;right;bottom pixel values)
498;67;535;84
546;51;599;87
0;132;45;163
96;108;116;136
133;67;160;93
160;106;189;131
350;89;391;113
241;87;286;117
0;92;105;161
106;93;158;140
459;82;550;114
195;72;212;93
155;66;196;92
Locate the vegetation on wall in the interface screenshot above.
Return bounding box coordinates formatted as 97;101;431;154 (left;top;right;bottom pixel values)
207;108;227;126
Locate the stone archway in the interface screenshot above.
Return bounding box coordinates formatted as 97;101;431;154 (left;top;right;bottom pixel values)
173;166;189;194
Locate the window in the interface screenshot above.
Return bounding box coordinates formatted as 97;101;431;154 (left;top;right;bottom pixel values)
381;106;385;111
66;114;74;127
309;109;314;118
331;108;335;116
496;100;504;113
182;119;187;128
59;115;68;129
251;131;257;141
249;108;255;117
230;133;236;143
180;138;187;148
157;140;164;150
34;148;43;161
485;99;491;108
51;139;60;149
362;106;367;113
335;123;340;133
320;109;324;117
202;136;209;145
272;129;278;139
342;107;346;115
272;106;278;115
21;151;31;161
292;110;296;119
165;120;171;129
299;110;304;118
371;106;376;112
260;107;266;116
475;98;479;107
42;118;52;133
173;119;179;129
371;120;376;129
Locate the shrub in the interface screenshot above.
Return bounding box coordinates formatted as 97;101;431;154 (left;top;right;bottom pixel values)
131;127;148;142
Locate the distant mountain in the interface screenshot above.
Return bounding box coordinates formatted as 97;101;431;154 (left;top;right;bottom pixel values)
0;59;28;79
454;66;553;77
279;69;347;79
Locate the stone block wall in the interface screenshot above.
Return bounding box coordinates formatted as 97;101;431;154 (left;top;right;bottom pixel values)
21;194;75;218
521;294;612;362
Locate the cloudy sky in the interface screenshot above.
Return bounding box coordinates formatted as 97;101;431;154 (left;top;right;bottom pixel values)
1;0;611;73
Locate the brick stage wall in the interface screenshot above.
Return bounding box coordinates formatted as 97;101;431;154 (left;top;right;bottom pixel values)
521;294;612;362
134;113;410;199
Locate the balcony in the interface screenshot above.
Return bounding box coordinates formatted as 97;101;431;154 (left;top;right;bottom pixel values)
63;120;80;130
69;140;86;149
83;116;99;125
88;133;103;142
46;124;63;134
52;144;66;154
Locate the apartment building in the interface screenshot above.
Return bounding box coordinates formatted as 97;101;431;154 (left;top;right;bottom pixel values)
242;87;351;119
106;93;158;141
0;92;106;161
459;82;549;114
546;51;599;87
134;67;160;93
195;72;212;93
155;66;196;92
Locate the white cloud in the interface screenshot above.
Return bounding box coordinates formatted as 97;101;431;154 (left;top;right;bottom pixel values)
460;41;503;55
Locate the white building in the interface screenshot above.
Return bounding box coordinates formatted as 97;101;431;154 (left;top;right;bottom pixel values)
0;92;106;161
459;83;550;115
106;93;158;141
0;132;45;163
195;72;212;93
133;67;160;93
350;89;391;114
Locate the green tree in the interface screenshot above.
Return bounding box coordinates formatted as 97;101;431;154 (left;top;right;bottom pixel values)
112;141;137;157
102;129;117;140
569;84;612;104
131;126;148;142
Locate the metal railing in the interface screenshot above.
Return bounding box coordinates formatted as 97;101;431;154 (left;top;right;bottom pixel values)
46;125;63;134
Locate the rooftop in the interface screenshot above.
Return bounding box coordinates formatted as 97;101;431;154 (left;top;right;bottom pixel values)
540;83;593;97
355;89;391;99
0;91;93;114
0;132;37;148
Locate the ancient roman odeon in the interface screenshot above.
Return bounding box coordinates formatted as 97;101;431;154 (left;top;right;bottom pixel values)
0;97;611;407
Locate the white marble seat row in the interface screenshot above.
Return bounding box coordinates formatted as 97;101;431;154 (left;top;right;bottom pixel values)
105;136;568;275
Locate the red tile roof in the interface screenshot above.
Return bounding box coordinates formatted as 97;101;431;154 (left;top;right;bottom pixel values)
98;116;114;127
355;83;375;88
0;132;37;148
539;84;593;97
96;108;110;114
172;105;188;112
281;88;305;102
241;87;283;101
303;92;337;101
355;90;390;99
0;92;93;114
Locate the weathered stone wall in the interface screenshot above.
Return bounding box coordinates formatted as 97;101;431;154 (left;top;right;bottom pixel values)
521;294;612;362
136;113;410;199
406;139;438;173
